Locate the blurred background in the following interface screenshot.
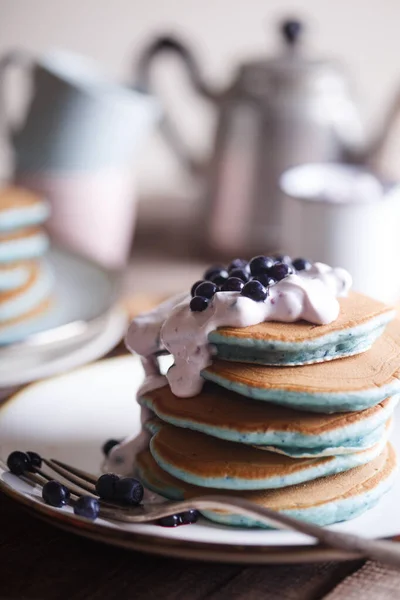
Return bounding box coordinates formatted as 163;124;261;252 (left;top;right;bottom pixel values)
1;2;400;395
1;0;400;298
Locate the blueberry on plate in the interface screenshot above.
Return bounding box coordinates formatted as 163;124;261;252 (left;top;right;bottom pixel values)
253;274;276;287
190;296;209;312
228;268;249;282
74;496;100;520
228;258;248;272
42;480;70;508
158;514;182;527
204;265;226;281
114;477;144;505
268;261;291;281
102;439;120;457
292;257;312;271
95;473;120;500
221;277;245;292
249;255;275;276
194;281;218;299
241;280;269;301
26;451;42;471
7;451;31;475
190;280;204;297
180;509;199;524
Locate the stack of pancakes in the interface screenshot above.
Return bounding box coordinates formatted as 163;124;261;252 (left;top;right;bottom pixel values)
0;186;52;344
136;291;400;527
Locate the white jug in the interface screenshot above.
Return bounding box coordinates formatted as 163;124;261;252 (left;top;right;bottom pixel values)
0;49;159;268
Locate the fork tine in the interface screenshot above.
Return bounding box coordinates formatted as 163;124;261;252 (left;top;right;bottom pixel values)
48;458;98;484
43;459;97;495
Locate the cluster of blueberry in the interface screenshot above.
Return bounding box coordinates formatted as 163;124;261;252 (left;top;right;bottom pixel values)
7;450;102;520
6;443;199;528
190;255;311;311
102;440;199;527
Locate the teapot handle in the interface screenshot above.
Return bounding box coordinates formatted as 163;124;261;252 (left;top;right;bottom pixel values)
135;35;219;177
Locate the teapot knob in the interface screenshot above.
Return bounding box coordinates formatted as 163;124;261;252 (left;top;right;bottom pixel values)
280;19;303;45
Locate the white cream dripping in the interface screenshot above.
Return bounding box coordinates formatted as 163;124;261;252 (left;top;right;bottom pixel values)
126;263;351;398
105;262;351;474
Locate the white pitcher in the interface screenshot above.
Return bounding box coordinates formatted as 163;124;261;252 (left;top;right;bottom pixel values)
0;49;159;268
280;163;400;303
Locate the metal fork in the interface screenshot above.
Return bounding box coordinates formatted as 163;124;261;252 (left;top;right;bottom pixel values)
18;457;400;568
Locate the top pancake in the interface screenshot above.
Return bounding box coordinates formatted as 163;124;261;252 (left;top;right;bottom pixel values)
205;319;400;396
212;291;394;344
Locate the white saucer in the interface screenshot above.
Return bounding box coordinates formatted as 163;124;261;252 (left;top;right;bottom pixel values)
0;247;127;387
0;355;399;564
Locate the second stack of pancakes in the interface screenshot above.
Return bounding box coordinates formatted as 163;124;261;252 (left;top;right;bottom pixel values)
0;186;53;345
134;273;400;527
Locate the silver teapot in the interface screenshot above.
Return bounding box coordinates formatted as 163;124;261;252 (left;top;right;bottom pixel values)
136;20;400;256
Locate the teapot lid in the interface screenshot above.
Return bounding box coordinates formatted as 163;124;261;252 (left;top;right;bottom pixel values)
237;19;345;92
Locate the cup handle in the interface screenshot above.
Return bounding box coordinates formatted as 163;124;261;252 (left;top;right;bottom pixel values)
0;50;31;145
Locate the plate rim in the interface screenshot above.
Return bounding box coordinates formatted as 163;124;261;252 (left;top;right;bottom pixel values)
0;355;397;565
0;474;358;564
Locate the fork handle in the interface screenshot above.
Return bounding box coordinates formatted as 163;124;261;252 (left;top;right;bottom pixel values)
189;496;400;567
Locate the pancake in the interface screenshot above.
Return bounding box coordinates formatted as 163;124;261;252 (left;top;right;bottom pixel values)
203;319;400;413
0;227;49;263
147;421;387;490
0;298;53;345
0;263;53;326
140;385;398;457
209;292;395;366
137;443;396;527
0;261;36;291
0;186;50;232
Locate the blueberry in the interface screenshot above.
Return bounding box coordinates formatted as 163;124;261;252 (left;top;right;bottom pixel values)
221;277;244;292
274;254;292;265
7;451;31;475
228;258;248;272
292;258;312;271
194;281;218;299
26;451;42;471
253;274;276;287
42;480;70;507
102;439;120;457
95;473;120;500
114;477;144;505
74;496;100;520
190;280;204;297
180;509;199;524
190;296;209;312
249;255;275;276
204;265;226;281
269;261;291;281
158;514;182;527
228;268;249;282
209;271;228;287
241;280;269;301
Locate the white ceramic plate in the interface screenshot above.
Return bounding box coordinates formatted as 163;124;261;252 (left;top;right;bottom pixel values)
0;247;126;387
1;355;399;564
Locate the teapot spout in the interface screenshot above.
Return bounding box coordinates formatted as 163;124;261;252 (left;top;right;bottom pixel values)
361;87;400;165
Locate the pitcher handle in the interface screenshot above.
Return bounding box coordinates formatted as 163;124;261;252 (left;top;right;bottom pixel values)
135;35;219;177
0;50;31;146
